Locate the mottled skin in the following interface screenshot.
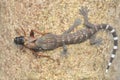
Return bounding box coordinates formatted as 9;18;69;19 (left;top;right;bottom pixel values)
32;27;97;51
14;7;118;73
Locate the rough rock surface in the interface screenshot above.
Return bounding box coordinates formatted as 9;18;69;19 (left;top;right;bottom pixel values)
0;0;120;80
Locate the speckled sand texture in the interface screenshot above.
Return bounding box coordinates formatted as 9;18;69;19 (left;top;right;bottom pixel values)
0;0;120;80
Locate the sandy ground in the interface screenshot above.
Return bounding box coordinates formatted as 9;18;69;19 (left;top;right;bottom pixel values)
0;0;120;80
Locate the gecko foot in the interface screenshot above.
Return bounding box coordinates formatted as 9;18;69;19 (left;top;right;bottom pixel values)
79;6;89;18
90;38;103;46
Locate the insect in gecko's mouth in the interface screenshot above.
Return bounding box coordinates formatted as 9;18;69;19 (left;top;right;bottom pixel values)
14;36;25;45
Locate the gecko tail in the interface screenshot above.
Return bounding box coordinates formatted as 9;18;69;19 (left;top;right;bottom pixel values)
99;24;118;73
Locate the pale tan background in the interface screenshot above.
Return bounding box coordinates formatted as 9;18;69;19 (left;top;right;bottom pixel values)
0;0;120;80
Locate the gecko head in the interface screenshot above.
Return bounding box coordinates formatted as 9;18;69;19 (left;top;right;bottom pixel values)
14;36;25;45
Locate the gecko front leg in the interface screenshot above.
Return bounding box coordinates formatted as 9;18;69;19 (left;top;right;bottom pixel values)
61;18;81;56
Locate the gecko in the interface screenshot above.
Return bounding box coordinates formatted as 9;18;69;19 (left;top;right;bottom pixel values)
14;7;118;73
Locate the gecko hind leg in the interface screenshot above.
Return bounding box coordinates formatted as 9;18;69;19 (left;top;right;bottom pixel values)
61;19;81;56
80;7;103;46
90;35;103;46
79;7;94;28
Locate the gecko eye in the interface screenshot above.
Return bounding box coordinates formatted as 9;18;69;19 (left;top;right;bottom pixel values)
14;36;25;45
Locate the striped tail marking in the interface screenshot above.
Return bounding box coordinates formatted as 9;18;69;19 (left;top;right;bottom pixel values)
100;24;118;73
